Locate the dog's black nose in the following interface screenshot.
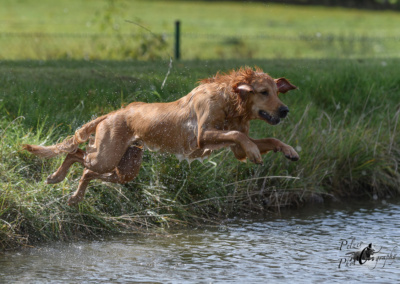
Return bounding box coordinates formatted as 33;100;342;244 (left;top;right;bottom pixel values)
279;106;289;118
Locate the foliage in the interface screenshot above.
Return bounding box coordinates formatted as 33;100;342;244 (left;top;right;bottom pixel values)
261;0;400;10
92;0;169;60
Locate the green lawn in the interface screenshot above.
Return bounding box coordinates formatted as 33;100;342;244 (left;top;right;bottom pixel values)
2;0;399;36
1;0;399;59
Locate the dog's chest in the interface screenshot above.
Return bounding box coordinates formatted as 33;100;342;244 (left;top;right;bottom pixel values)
184;118;198;136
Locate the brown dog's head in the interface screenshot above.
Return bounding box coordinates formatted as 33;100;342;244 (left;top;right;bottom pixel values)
200;67;297;124
232;68;297;125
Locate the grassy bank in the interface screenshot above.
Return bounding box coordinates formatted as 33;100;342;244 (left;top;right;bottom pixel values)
0;59;399;250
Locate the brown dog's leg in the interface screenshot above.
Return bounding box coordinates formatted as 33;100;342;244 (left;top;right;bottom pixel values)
92;145;143;184
231;138;299;162
68;146;143;206
68;168;96;206
111;145;143;183
254;138;299;161
199;130;263;164
46;149;85;184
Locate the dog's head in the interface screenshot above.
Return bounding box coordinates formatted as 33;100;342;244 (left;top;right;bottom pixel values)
232;68;297;125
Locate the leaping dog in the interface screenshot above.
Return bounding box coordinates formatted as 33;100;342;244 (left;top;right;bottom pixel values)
24;67;299;205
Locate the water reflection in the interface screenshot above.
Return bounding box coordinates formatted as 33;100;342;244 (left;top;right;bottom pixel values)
1;198;399;283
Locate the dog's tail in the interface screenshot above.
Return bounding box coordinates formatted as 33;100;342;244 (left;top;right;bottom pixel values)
23;115;108;159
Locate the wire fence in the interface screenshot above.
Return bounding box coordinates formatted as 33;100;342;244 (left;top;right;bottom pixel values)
1;31;399;60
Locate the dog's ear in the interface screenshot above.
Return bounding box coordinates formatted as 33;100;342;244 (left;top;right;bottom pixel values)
275;78;297;94
233;83;254;96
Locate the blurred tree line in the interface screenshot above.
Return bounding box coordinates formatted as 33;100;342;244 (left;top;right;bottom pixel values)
194;0;400;10
266;0;400;10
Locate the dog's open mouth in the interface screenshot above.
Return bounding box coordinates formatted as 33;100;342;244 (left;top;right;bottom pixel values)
259;110;280;125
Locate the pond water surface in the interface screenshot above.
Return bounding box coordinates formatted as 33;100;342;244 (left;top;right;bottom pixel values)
1;198;399;283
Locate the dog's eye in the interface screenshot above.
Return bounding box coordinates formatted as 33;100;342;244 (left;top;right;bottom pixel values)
260;91;269;96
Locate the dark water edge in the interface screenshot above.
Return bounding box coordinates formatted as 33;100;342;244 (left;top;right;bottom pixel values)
1;197;399;283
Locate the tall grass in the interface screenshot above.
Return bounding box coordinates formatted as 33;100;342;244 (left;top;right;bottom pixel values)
1;59;399;250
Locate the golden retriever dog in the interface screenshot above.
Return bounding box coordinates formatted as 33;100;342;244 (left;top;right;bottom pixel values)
24;67;299;205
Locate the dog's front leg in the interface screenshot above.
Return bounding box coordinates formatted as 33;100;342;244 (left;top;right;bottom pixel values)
230;138;299;162
199;130;263;164
253;138;299;161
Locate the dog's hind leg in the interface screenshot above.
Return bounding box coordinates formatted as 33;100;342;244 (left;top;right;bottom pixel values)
110;145;143;184
68;146;143;206
93;145;143;184
46;149;85;184
68;168;96;206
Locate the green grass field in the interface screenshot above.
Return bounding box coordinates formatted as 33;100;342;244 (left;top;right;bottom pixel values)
3;0;399;35
1;1;400;249
1;0;400;59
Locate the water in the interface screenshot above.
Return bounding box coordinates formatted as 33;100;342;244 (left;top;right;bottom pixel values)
1;198;399;283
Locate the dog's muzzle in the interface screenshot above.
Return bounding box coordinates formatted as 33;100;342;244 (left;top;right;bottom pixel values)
259;106;289;125
259;110;280;125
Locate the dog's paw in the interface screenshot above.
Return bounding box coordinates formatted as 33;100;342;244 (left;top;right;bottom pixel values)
250;158;264;165
282;146;299;161
46;173;64;184
67;194;83;206
246;145;263;165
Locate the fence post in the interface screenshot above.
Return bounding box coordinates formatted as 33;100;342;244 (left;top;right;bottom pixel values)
175;20;180;60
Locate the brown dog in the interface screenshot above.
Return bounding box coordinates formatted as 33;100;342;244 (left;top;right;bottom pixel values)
24;67;299;205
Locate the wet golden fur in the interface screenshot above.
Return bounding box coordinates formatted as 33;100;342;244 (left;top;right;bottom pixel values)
24;67;299;205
